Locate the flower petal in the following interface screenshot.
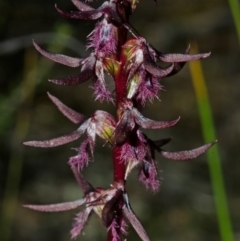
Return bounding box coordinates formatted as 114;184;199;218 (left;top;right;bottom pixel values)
149;137;172;151
127;48;144;81
49;54;95;85
55;4;102;20
48;92;86;124
108;219;122;241
127;71;142;99
23;198;86;212
103;57;121;77
158;51;211;62
144;62;174;78
49;70;93;85
163;45;191;77
92;80;114;103
88;19;118;54
93;110;116;144
166;61;186;77
143;45;174;77
101;2;124;26
71;165;95;195
23;130;83;148
123;205;150;241
160;141;217;160
139;161;160;192
93;58;113;102
71;209;92;239
71;0;94;11
69;139;90;170
125;158;139;179
133;109;180;129
33;40;83;67
135;72;162;104
114;110;135;145
102;189;122;227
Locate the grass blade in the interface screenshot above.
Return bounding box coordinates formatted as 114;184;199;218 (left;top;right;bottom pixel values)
228;0;240;44
189;42;235;241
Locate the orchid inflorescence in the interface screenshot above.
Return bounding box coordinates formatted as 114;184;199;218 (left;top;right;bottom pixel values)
23;0;216;240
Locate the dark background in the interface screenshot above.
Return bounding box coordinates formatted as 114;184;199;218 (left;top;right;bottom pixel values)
0;0;239;241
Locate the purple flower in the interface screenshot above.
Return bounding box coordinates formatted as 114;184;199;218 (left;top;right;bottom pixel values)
23;93;116;152
24;0;217;240
68;138;91;170
120;131;216;192
138;136;217;192
124;38;210;103
87;18;118;54
33;41;115;102
114;98;180;146
24;169;107;239
24;169;150;241
55;1;126;27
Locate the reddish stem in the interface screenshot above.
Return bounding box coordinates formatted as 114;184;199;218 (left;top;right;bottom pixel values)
113;146;125;182
113;56;127;182
115;27;128;105
113;26;128;183
108;4;131;241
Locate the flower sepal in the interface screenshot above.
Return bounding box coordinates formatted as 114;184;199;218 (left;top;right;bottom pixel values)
114;99;180;145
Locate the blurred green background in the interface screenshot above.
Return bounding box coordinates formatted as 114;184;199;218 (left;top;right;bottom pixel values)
0;0;239;241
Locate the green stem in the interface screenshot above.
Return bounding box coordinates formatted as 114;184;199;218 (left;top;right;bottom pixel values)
189;42;235;241
228;0;240;45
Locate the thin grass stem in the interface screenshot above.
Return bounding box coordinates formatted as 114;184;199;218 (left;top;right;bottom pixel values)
189;42;235;241
228;0;240;45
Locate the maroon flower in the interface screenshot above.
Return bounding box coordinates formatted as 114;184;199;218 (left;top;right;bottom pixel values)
114;98;180;146
87;18;118;54
34;41;114;102
138;136;217;192
23;93;116;151
24;171;103;239
55;1;126;27
25;168;150;241
23;0;217;240
124;38;210;104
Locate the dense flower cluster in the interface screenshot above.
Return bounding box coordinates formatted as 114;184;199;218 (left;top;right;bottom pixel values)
24;0;215;241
